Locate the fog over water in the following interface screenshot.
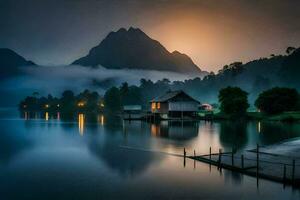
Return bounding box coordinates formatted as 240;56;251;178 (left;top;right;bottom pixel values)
0;65;200;106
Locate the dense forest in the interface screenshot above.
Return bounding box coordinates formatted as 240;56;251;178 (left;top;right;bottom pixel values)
114;46;300;106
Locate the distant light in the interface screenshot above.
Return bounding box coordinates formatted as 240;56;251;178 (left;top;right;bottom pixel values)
23;105;27;108
57;104;60;107
100;103;104;107
78;102;85;107
45;104;49;108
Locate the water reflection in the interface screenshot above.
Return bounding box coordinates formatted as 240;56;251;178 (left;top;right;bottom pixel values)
258;121;261;133
45;112;49;121
1;110;300;199
150;121;198;140
18;111;300;152
98;115;104;125
87;120;162;177
219;121;248;151
258;122;300;145
78;113;85;135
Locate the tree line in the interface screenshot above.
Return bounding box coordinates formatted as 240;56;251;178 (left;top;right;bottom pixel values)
219;86;300;117
20;84;300;117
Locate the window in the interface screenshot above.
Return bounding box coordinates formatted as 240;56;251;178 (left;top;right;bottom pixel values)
151;102;156;110
157;102;161;109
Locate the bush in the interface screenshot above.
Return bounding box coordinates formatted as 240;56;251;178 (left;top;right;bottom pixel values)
255;87;299;114
218;86;249;116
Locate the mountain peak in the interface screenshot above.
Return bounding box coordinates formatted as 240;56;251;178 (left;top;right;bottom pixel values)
0;48;35;79
72;27;203;74
128;27;143;33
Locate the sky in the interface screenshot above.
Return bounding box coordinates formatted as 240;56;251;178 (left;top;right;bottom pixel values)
1;0;300;72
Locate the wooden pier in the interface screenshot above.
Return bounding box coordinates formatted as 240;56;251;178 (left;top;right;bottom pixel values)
185;145;300;187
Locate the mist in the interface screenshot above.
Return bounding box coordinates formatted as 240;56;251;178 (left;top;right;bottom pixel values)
0;65;202;106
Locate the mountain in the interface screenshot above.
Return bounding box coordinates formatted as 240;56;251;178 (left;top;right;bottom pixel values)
72;27;204;74
279;48;300;88
0;48;35;79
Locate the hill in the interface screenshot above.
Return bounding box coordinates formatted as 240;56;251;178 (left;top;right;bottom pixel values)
0;48;35;79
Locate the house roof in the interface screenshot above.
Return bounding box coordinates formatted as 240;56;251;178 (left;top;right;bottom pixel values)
150;90;200;103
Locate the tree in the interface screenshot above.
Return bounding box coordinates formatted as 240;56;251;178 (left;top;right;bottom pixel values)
255;87;299;114
218;87;249;116
60;90;76;113
104;87;122;112
286;46;296;55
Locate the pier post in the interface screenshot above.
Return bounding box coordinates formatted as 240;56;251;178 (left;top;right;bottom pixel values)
231;148;234;166
292;159;295;184
183;148;186;168
283;164;287;183
218;149;222;168
241;155;244;169
194;150;196;157
256;144;259;175
256;144;259;187
209;147;212;160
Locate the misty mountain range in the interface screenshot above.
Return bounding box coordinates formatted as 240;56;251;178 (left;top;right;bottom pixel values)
0;27;299;106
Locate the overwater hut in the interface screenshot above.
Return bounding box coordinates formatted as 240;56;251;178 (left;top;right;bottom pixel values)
150;90;200;119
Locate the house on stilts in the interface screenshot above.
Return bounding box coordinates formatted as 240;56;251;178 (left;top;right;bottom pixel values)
150;90;200;119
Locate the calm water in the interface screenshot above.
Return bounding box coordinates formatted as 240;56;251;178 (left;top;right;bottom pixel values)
0;108;300;200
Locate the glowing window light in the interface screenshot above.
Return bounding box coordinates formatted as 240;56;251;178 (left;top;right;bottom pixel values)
151;102;156;110
77;102;85;107
157;102;161;109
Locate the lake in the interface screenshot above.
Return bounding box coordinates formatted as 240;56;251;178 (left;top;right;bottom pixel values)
0;108;300;200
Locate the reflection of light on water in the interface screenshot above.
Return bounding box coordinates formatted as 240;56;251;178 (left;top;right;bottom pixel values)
24;112;28;120
57;112;60;120
78;114;85;136
151;124;160;136
97;115;105;126
45;112;49;121
100;115;104;125
258;121;261;133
